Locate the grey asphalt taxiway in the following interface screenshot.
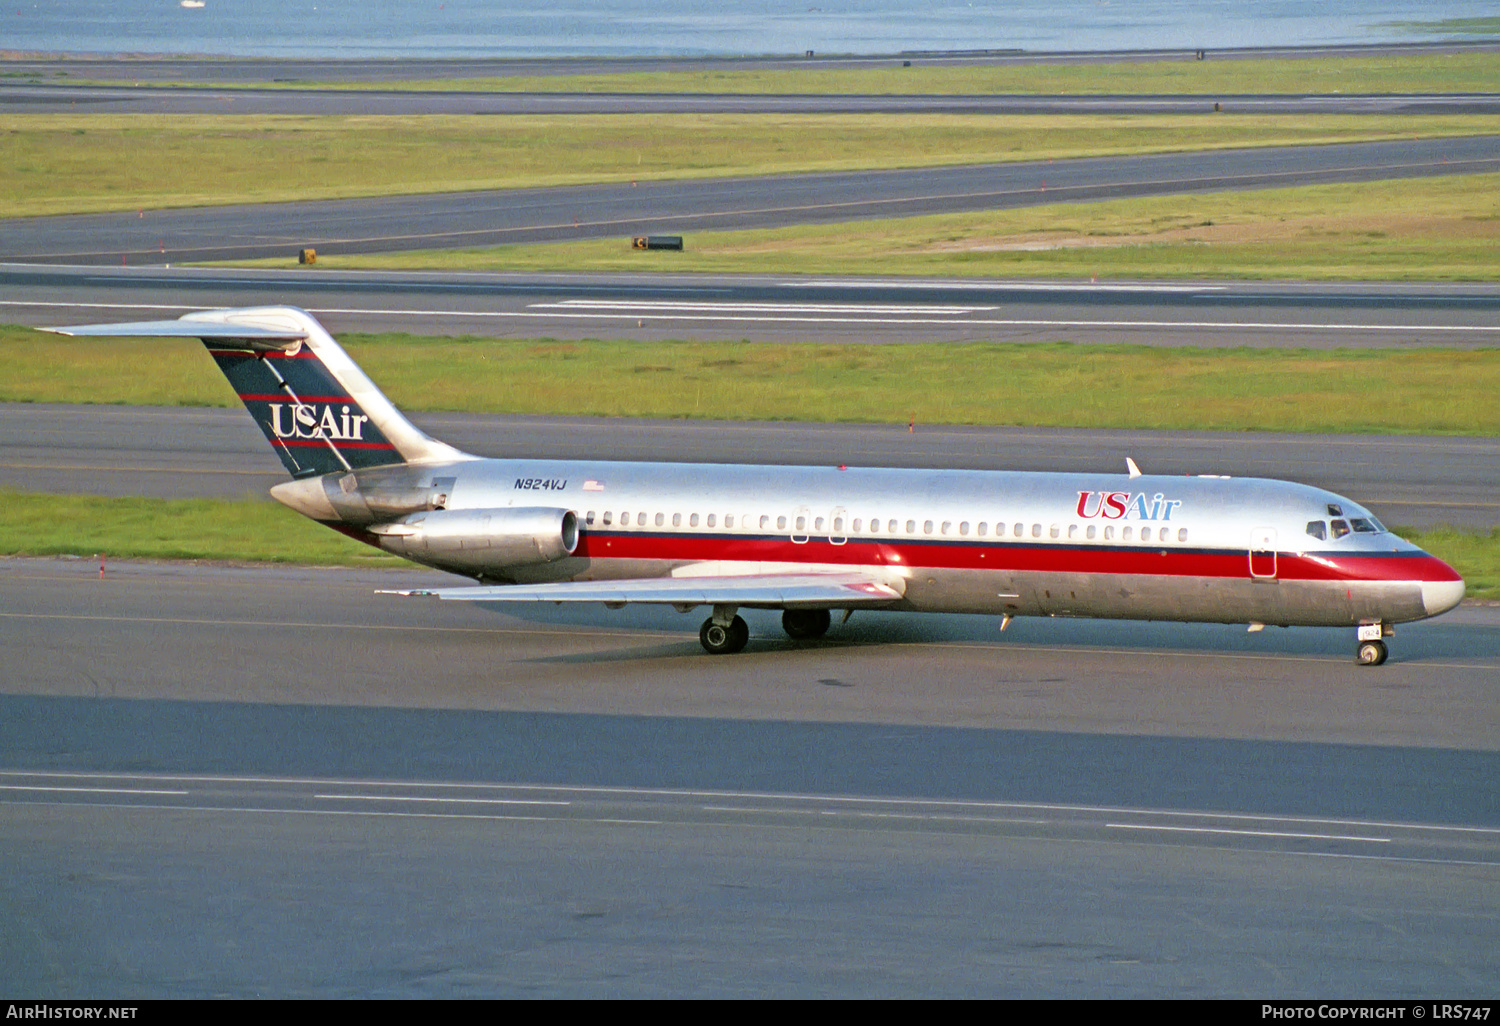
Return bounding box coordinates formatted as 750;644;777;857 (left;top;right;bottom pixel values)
2;555;1498;996
10;82;1500;116
7;136;1500;263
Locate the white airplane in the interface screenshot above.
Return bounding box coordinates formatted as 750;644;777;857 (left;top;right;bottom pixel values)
46;305;1464;664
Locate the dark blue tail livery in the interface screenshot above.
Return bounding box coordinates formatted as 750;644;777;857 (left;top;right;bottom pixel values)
44;306;470;477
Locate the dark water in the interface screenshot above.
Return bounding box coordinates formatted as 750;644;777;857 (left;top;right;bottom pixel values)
6;1;1497;59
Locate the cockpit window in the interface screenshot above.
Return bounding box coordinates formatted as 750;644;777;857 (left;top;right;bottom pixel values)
1305;520;1327;541
1330;519;1351;539
1349;518;1377;534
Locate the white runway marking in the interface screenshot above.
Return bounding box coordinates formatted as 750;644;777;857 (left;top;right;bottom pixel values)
7;298;1495;334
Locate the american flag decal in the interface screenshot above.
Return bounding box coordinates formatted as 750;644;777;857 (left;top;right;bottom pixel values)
583;480;605;491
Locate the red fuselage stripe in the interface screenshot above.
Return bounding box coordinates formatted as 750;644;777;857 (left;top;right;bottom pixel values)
572;532;1459;584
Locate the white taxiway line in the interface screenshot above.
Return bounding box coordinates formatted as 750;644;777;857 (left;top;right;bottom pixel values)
1107;822;1391;843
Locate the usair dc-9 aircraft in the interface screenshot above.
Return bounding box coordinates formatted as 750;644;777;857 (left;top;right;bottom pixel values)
47;306;1464;665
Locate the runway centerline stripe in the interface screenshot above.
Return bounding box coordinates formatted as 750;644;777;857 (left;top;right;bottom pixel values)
0;784;190;796
536;300;999;314
313;793;570;806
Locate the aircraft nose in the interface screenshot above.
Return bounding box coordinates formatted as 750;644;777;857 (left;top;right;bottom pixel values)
1422;577;1466;617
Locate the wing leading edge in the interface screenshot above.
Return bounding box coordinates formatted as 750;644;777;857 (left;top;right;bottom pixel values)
379;571;904;609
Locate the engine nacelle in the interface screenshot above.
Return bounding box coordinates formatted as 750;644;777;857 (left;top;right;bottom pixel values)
371;507;579;569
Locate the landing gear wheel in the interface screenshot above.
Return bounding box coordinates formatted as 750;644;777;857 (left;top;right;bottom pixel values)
1356;639;1388;666
782;608;832;640
700;615;750;655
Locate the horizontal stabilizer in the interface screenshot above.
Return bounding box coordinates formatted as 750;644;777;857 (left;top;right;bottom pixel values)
380;571;904;610
44;318;307;351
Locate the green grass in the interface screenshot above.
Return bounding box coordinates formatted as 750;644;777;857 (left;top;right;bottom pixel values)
1;489;1492;597
1398;526;1500;599
6;111;1500;217
166;51;1500;97
6;325;1500;435
0;489;403;567
289;173;1500;282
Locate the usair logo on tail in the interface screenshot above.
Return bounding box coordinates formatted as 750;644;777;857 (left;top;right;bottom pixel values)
268;402;371;442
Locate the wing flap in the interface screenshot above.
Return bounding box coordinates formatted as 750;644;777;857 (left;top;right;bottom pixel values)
379;572;904;609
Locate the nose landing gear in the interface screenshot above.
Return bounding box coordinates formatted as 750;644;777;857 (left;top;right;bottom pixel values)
1355;623;1392;666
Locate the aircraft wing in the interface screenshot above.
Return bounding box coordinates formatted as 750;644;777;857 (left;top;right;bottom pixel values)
379;571;904;609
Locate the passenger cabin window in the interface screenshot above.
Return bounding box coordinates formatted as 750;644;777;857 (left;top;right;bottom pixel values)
1031;524;1042;538
586;511;596;525
1306;520;1327;541
690;513;700;527
907;520;917;534
960;522;970;536
777;516;787;531
1015;523;1025;538
1330;519;1351;539
1177;528;1188;543
603;511;613;525
1103;525;1114;540
1049;524;1060;539
673;513;682;528
1086;525;1096;540
707;514;716;527
1123;526;1134;541
977;522;987;537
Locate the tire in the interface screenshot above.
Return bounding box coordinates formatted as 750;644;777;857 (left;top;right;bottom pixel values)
701;615;750;655
1356;639;1388;666
782;608;832;640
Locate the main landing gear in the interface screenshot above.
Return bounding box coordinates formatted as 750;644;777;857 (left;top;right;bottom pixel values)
1355;623;1392;666
699;614;749;655
698;607;837;654
781;608;831;641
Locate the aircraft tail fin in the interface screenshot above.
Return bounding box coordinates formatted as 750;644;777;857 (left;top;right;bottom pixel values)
45;306;470;478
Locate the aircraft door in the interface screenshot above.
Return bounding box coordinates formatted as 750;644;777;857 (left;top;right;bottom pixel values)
828;506;847;545
1249;527;1278;579
791;505;811;544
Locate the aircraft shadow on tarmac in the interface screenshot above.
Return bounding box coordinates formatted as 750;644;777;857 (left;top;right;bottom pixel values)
480;601;1500;664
